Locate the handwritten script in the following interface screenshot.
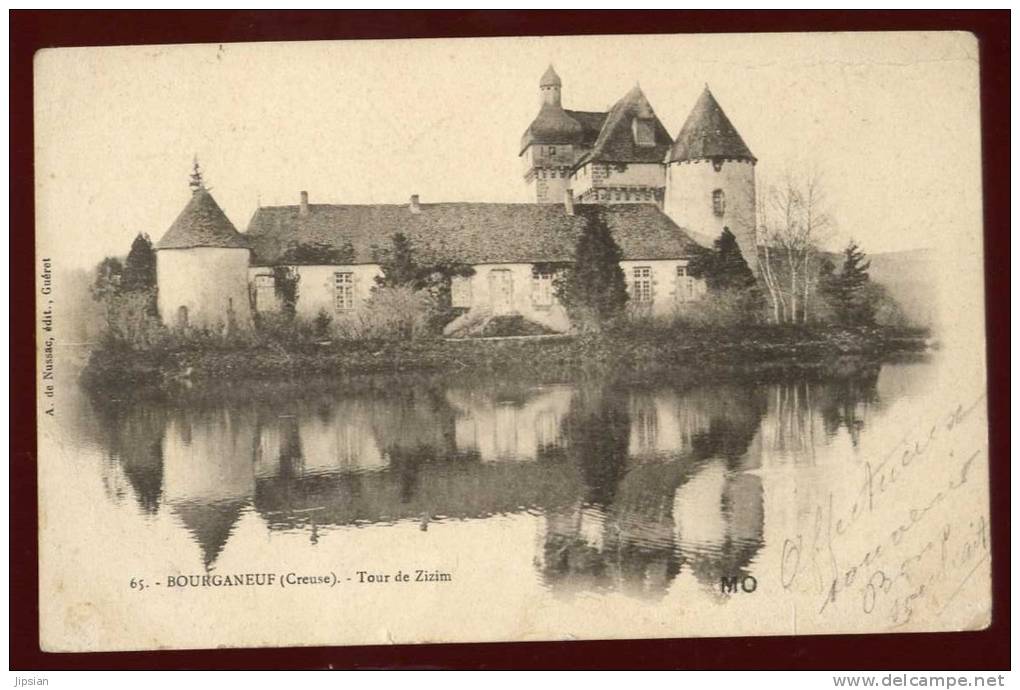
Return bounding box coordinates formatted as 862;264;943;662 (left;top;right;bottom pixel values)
779;393;989;630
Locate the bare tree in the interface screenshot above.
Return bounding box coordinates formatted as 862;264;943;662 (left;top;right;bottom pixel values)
755;167;833;324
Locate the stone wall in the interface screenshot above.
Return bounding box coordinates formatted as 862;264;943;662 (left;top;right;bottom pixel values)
664;158;757;271
249;259;705;334
456;263;571;332
156;247;253;331
573;162;666;202
619;259;708;319
281;264;384;320
523;144;581;203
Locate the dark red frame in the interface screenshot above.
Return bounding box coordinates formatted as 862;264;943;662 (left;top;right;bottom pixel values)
10;10;1010;670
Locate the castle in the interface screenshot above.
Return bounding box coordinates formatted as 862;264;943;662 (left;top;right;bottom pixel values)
154;66;756;334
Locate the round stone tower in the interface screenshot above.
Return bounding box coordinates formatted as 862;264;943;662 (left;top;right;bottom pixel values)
663;86;758;272
155;182;253;332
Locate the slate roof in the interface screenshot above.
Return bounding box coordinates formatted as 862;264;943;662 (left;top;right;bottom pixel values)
575;85;673;167
156;189;249;250
519;104;586;153
244;202;705;267
565;110;608;148
668;86;755;164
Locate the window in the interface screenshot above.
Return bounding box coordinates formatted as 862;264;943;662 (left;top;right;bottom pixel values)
632;266;653;303
632;118;655;147
254;274;275;311
535;410;560;450
532;271;554;308
712;189;726;216
549;146;556;156
451;275;472;308
334;272;355;312
677;265;696;302
633;399;659;450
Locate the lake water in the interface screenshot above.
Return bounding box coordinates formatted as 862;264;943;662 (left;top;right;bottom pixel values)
45;352;980;649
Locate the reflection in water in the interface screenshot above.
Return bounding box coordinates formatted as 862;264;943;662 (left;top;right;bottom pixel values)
538;382;767;598
97;405;166;514
759;362;881;463
163;408;257;568
89;360;903;597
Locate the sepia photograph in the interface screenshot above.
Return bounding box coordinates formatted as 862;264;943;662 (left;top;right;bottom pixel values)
22;15;1001;666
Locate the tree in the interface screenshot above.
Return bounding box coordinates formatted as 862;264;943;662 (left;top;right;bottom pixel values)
756;168;832;324
91;257;124;301
272;266;301;318
374;232;418;287
823;240;875;325
554;208;628;330
90;254;164;348
121;233;157;292
369;233;474;337
705;228;756;293
684;228;764;325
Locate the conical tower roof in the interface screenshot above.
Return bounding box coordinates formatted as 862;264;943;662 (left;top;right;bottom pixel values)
156;189;249;250
172;499;246;569
539;64;562;87
667;86;755;164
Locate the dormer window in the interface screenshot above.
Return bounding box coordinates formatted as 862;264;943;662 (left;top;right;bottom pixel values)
632;118;655;147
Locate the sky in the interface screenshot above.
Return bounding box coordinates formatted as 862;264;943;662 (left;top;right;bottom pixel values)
35;31;983;270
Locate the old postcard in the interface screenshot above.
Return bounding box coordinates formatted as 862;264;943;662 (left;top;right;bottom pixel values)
34;31;990;652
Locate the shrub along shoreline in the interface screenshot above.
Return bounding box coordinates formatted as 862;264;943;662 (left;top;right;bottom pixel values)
81;324;932;393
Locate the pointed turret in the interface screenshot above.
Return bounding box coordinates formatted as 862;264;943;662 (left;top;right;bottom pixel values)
539;64;564;108
156;188;248;250
154;165;253;330
539;64;562;88
668;86;755;164
521;65;585;202
663;86;758;275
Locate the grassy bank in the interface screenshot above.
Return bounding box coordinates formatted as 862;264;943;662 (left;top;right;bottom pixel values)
81;324;932;393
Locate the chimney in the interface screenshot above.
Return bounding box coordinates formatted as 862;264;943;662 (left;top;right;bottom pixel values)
410;194;421;214
564;188;575;216
299;191;309;217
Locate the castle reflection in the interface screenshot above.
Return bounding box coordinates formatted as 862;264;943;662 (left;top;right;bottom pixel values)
91;361;888;595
